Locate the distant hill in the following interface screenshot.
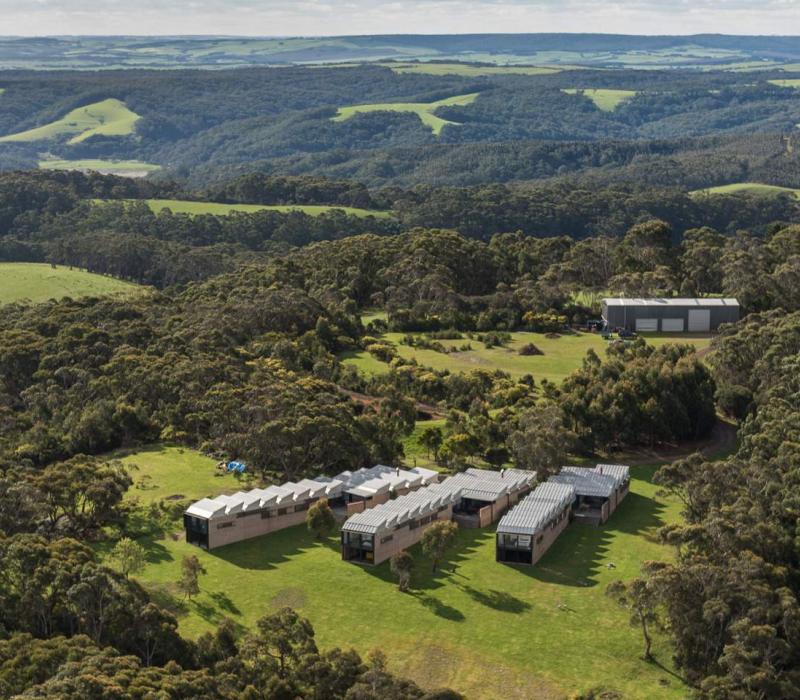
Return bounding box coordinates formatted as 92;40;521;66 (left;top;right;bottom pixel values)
1;34;800;70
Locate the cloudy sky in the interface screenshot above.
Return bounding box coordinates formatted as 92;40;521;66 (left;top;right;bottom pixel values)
2;0;800;36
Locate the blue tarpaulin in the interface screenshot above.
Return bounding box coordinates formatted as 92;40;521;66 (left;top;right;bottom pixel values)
227;461;247;473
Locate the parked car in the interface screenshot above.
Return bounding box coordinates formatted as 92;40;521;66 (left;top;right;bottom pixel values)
617;328;637;339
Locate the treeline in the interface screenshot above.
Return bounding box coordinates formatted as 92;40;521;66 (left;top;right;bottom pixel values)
615;310;800;696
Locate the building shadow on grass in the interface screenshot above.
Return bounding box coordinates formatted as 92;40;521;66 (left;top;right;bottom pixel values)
511;490;668;588
211;524;318;570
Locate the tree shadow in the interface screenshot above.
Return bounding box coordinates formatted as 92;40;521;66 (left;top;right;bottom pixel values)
209;590;240;615
410;591;465;622
458;585;531;613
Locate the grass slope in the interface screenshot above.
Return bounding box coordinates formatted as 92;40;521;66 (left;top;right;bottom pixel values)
333;93;479;136
691;182;800;198
100;198;391;219
769;79;800;89
562;88;637;111
386;62;562;77
0;263;139;305
116;445;250;504
40;159;161;177
341;331;713;382
0;98;140;144
120;462;685;700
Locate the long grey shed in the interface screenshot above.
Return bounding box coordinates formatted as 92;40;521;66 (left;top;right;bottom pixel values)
601;298;739;333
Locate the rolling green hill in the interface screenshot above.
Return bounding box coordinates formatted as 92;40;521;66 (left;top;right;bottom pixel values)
40;158;161;177
0;263;140;305
386;62;563;77
562;88;637;111
333;92;479;136
690;182;800;198
97;198;392;218
769;79;800;89
0;98;140;144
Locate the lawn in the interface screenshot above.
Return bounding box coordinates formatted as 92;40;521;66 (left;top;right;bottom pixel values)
0;98;140;144
769;78;800;89
95;198;391;219
690;182;800;198
562;88;637;111
341;331;713;383
40;159;161;177
385;62;562;77
122;463;686;699
114;444;253;505
333;92;479;136
0;263;140;305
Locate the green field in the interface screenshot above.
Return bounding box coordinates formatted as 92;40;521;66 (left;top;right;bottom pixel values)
385;62;562;77
0;263;140;305
562;88;637;111
0;98;140;144
117;458;685;700
769;78;800;89
40;159;161;177
116;444;251;504
690;182;800;198
98;198;391;219
342;331;713;383
333;93;479;136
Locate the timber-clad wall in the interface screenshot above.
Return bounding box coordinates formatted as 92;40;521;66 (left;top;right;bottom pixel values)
206;500;315;549
368;504;454;565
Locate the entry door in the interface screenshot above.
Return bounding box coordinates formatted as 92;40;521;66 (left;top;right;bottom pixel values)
688;309;711;332
635;318;658;332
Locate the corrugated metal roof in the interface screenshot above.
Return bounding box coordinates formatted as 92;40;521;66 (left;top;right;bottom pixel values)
603;297;738;307
342;487;460;535
496;482;575;535
594;464;630;488
550;468;616;498
184;462;438;522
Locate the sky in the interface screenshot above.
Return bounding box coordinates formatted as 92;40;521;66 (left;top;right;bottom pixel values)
2;0;800;37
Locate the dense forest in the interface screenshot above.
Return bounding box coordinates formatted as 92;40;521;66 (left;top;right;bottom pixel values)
1;63;799;188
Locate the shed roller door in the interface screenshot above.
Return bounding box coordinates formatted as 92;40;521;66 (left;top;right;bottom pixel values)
635;318;658;332
688;309;711;332
662;318;684;332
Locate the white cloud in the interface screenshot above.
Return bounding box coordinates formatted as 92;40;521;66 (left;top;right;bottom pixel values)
1;0;799;36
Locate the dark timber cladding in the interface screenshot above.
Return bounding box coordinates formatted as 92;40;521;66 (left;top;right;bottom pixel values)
601;298;739;333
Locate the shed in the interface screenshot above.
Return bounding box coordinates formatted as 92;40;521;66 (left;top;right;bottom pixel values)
601;297;739;333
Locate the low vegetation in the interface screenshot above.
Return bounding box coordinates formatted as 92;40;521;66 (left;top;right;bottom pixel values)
104;198;391;218
0;262;139;305
0;98;140;144
39;158;162;176
690;181;800;198
333;92;480;136
562;88;637;111
386;62;562;77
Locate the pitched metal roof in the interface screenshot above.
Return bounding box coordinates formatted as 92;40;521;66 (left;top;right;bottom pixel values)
342;486;461;535
594;464;630;488
603;297;738;307
496;482;575;536
439;467;536;502
549;468;617;498
185;464;441;521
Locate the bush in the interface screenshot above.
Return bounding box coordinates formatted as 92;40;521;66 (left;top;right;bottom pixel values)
518;343;543;356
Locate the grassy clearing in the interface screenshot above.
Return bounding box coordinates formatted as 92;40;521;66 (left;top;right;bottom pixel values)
95;198;391;219
39;159;161;177
115;444;252;505
0;98;140;144
385;62;561;77
333;93;479;136
0;263;139;305
120;463;685;699
341;331;713;383
562;88;637;111
769;79;800;89
690;182;800;198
